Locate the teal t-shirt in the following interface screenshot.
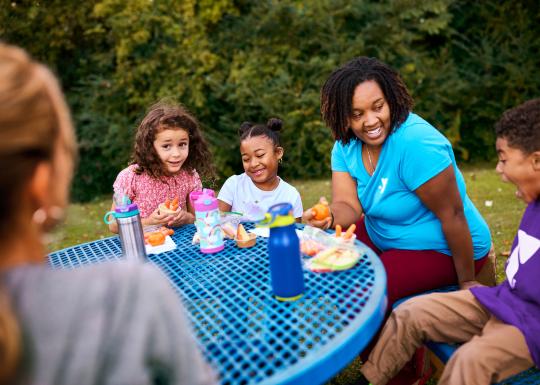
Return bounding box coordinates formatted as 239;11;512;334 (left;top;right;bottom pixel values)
331;112;491;259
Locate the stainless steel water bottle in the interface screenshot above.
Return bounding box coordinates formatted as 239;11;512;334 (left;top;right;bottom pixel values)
104;203;147;262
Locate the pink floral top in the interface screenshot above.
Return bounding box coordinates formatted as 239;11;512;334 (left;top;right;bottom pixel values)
112;165;203;218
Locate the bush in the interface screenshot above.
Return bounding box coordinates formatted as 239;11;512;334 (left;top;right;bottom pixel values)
2;0;539;201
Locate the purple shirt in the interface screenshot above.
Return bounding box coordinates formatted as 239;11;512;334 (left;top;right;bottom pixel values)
471;199;540;367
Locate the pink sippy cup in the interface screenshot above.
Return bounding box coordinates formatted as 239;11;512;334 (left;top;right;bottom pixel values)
190;189;224;254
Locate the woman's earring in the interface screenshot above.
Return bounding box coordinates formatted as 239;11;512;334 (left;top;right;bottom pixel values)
32;206;65;228
32;208;47;225
278;158;283;164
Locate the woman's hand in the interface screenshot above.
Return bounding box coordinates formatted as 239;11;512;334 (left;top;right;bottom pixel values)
302;209;333;229
302;197;333;229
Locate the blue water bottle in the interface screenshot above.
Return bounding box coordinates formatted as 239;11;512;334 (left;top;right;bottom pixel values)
260;202;305;301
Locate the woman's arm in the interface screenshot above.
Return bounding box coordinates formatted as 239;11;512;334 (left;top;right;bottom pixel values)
415;165;481;289
330;171;364;228
303;171;363;229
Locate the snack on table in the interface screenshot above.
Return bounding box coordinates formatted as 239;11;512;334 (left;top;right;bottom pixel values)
159;196;180;214
300;225;334;254
192;232;200;245
311;198;330;220
306;247;360;272
221;223;236;239
144;226;174;246
220;211;243;239
235;224;256;248
145;231;166;246
334;224;356;243
300;239;325;257
236;224;249;241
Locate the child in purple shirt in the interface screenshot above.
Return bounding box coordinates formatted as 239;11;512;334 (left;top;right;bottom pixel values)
358;99;540;385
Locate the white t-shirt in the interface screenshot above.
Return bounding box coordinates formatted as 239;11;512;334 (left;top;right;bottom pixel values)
218;173;303;221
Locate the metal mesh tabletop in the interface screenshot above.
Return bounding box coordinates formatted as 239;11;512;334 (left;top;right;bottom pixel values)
49;224;387;385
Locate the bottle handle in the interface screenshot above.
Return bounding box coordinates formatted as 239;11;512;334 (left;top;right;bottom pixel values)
103;211;116;225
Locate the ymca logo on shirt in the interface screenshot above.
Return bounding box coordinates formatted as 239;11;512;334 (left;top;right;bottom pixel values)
506;229;540;288
377;178;389;195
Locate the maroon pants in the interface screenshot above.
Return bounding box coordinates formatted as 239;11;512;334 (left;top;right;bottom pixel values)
356;217;488;384
355;217;487;310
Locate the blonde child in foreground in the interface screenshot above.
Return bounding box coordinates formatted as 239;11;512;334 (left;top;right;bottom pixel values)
218;118;303;221
358;99;540;385
0;43;215;385
109;102;215;232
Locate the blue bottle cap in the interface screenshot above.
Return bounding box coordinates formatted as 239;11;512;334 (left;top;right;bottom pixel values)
268;202;293;216
258;202;294;228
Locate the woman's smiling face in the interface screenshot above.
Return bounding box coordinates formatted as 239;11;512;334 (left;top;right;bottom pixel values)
348;80;391;148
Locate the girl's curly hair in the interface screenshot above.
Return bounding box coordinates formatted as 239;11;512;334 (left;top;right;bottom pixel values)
131;101;216;181
321;56;414;144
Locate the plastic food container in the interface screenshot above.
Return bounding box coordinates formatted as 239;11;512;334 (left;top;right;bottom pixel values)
235;233;257;248
220;211;243;228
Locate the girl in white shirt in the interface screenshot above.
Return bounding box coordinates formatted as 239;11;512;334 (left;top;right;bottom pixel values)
218;118;303;221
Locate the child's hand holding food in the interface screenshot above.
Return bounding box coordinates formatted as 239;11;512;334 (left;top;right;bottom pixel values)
166;209;194;227
158;196;180;215
144;206;175;227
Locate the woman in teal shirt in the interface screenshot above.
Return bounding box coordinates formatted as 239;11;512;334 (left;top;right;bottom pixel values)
304;57;491;308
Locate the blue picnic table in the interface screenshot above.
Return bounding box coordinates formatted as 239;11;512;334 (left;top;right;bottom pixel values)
49;223;387;385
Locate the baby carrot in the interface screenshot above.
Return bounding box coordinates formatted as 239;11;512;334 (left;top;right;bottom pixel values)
335;224;342;237
344;224;356;239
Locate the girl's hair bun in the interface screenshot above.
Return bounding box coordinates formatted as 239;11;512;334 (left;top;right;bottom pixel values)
266;117;282;132
238;117;282;146
238;121;253;136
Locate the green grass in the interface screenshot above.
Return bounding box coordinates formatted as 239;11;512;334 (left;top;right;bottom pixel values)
46;164;525;384
458;164;524;282
46;199;113;252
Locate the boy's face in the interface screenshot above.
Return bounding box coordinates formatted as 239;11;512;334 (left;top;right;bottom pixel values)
495;137;540;203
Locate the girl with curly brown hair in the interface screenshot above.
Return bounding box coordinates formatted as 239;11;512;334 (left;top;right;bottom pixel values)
109;102;215;232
